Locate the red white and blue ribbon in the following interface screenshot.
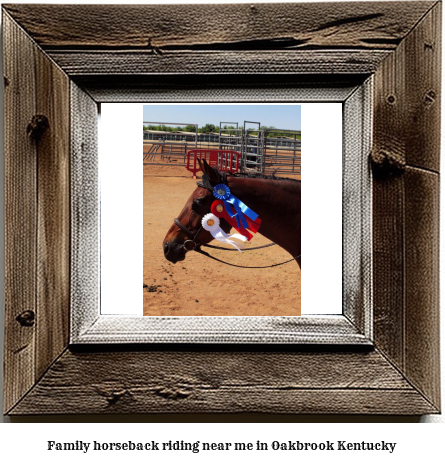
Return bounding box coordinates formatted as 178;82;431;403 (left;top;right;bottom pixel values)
212;183;261;241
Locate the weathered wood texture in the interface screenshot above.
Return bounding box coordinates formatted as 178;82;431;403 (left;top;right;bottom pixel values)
35;41;71;382
74;316;369;345
76;75;366;104
3;2;435;49
2;2;435;78
372;13;408;371
371;1;440;172
404;3;441;171
3;12;71;413
342;81;372;336
46;50;390;76
372;2;441;410
404;168;440;408
372;175;405;367
70;84;99;338
3;13;38;414
9;349;437;415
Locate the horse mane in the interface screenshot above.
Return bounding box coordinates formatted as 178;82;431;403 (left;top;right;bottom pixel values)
197;167;300;189
196;173;218;190
231;171;301;183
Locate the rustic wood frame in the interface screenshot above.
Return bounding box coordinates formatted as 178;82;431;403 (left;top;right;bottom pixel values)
3;2;441;415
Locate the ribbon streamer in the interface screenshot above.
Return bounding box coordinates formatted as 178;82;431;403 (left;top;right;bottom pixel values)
212;184;261;236
202;213;247;251
211;200;261;241
212;201;252;240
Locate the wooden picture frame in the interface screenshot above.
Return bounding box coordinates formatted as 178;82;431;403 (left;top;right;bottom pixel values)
2;2;440;415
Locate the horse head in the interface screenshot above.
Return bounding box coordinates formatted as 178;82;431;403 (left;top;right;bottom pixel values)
163;159;231;263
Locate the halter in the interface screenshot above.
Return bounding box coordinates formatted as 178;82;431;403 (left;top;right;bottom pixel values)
172;173;299;268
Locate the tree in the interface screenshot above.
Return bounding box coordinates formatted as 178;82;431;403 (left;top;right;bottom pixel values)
200;123;218;133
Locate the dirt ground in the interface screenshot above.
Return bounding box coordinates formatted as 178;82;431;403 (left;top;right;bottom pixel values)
143;157;301;316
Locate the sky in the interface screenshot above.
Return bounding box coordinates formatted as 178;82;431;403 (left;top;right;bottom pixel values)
143;104;301;131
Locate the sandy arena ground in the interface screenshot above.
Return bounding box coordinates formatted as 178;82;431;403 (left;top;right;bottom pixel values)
143;156;301;317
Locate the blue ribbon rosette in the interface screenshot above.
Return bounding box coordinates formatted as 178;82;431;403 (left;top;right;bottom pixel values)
212;183;259;229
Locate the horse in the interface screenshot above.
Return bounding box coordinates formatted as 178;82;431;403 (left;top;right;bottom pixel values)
163;158;301;268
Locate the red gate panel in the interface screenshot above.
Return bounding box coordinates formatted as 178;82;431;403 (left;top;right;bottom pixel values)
186;150;241;177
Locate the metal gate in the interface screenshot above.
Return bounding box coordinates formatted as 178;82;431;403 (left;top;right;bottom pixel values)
219;122;301;175
262;127;301;175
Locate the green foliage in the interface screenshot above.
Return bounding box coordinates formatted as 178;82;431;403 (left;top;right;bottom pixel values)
199;123;219;133
261;125;301;139
143;123;300;138
143;124;190;132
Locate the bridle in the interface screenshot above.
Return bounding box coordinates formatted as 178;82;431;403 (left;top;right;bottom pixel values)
172;177;299;269
173;173;225;253
174;217;203;252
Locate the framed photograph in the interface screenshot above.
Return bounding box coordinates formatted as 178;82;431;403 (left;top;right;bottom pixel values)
140;105;303;319
3;2;440;415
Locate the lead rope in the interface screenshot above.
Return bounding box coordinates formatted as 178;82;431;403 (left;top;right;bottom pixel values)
195;248;300;269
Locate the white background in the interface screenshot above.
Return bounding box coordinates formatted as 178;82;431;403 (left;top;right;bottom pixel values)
0;0;444;455
100;104;143;314
100;103;342;315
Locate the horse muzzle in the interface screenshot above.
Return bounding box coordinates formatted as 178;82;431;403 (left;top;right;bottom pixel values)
163;241;187;263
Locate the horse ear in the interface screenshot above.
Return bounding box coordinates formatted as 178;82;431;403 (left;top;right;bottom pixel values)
197;157;204;173
200;158;220;185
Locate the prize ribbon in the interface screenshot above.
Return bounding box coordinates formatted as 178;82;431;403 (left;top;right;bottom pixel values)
201;213;247;251
211;183;261;241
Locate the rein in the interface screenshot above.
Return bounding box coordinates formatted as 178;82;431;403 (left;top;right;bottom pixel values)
174;217;298;268
196;248;299;269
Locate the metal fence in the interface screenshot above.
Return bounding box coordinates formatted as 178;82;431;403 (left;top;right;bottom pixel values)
263;128;301;175
143;121;301;175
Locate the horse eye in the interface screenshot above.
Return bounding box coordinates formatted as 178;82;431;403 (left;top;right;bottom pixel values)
192;198;204;210
192;197;205;213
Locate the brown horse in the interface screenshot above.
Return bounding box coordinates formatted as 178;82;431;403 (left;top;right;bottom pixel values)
163;159;301;268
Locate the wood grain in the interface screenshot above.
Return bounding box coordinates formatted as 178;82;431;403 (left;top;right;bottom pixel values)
47;50;390;76
404;167;440;409
35;44;71;380
371;9;407;368
74;74;365;103
342;81;372;336
70;83;100;337
372;175;405;371
3;13;38;414
401;2;441;411
3;11;71;412
371;1;441;173
3;2;435;50
372;36;406;369
404;2;441;172
371;2;441;411
8;349;438;415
